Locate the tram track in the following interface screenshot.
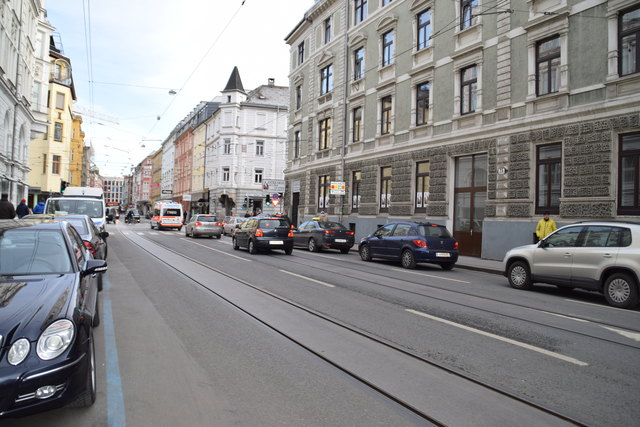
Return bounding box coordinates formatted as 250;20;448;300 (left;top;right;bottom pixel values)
120;228;590;426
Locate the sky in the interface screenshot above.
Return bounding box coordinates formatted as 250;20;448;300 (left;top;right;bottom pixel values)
46;0;316;177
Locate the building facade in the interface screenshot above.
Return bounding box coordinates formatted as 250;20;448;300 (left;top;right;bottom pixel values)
103;176;125;205
1;0;51;206
285;0;640;260
69;113;85;186
149;148;162;205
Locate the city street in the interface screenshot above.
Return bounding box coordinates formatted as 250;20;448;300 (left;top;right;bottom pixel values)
6;220;640;426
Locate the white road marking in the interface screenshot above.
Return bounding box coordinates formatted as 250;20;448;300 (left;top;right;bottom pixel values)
406;309;589;366
180;238;250;261
566;299;637;313
137;232;145;235
392;268;470;283
279;270;335;288
540;311;589;323
601;326;640;342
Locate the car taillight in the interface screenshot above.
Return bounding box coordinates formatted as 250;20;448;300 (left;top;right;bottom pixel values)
83;241;96;257
216;222;223;226
454;241;459;250
413;239;428;248
346;231;354;235
288;230;294;237
255;229;263;237
195;222;202;227
323;230;335;234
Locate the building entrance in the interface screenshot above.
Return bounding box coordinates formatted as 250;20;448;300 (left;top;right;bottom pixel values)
453;153;487;257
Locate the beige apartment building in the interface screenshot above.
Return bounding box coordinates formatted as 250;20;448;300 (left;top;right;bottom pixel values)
284;0;640;259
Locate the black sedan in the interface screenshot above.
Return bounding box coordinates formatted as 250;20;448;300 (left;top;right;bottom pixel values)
359;221;459;269
293;220;355;253
0;220;107;418
232;217;293;254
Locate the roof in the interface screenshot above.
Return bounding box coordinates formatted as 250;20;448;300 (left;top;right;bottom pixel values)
223;66;245;93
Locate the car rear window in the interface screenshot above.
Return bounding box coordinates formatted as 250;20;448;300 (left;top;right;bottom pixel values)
164;209;181;216
258;219;289;229
318;222;347;230
418;225;452;238
197;216;217;222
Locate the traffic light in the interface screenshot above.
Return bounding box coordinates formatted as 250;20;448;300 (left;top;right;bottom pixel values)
265;194;271;206
60;180;68;192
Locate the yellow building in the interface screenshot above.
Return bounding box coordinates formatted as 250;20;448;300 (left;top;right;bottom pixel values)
69;114;85;187
150;148;163;205
28;40;77;198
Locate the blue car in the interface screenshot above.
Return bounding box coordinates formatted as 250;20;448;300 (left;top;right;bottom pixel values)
359;222;459;270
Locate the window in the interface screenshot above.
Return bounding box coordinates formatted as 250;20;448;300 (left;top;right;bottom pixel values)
536;143;562;215
619;6;640;76
382;0;393;6
381;96;392;135
416;82;430;125
54;122;63;141
319;118;331;150
222;167;230;182
296;85;302;110
352;171;361;211
320;64;333;95
298;42;305;65
355;0;367;25
254;169;263;184
354;47;365;80
256;140;264;156
417;10;431;51
619;133;640;214
380;166;392;212
415;161;430;211
374;223;395;237
352;107;362;142
294;130;301;158
52;155;61;175
382;31;394;67
460;65;477;114
324;17;332;44
55;92;64;110
318;175;330;209
42;153;47;174
224;139;231;154
537;36;560;95
460;0;477;30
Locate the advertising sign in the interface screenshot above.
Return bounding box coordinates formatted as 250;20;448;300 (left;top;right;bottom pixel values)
262;179;286;192
330;181;346;195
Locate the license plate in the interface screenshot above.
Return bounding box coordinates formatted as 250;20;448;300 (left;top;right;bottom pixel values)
335;239;347;243
270;240;284;245
436;252;451;257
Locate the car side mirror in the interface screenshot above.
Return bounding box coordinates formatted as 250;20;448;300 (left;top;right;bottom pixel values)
100;231;109;239
83;259;107;276
538;240;548;248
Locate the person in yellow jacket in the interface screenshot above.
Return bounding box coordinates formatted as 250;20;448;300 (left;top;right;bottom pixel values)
536;211;557;241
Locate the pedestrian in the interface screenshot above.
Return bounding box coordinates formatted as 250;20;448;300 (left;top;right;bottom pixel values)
0;193;16;219
535;211;557;242
32;201;45;214
16;199;30;218
318;210;329;223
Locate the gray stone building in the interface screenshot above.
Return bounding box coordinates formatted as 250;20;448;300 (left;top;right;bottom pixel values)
284;0;640;260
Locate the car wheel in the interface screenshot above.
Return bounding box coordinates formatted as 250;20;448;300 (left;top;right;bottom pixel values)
507;261;533;290
92;295;101;327
285;247;293;255
441;262;455;271
359;244;371;261
401;249;416;269
340;248;350;254
603;273;639;309
216;234;221;239
185;228;189;237
308;238;319;252
249;239;257;254
177;227;182;232
69;333;96;408
232;237;239;250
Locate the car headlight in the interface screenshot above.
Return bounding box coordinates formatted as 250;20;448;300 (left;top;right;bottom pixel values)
8;338;31;365
37;319;74;360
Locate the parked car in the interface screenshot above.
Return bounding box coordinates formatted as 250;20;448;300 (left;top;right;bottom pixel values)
222;216;244;236
185;214;222;238
0;219;107;417
504;221;640;309
124;209;141;223
52;214;109;260
293;220;355;253
233;217;293;254
359;222;459;270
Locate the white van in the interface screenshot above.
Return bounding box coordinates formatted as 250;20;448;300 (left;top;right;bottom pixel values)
44;190;107;231
62;186;104;199
150;200;183;231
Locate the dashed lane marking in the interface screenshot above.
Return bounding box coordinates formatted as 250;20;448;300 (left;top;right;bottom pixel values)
392;268;470;284
279;270;335;288
180;238;250;261
406;309;589;366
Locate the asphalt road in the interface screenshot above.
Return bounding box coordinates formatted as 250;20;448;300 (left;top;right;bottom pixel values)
6;220;640;426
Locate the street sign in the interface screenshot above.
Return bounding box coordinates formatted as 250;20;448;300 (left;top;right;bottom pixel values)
262;179;286;192
272;193;279;200
330;181;346;195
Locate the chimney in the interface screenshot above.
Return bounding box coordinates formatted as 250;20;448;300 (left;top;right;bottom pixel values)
268;78;275;87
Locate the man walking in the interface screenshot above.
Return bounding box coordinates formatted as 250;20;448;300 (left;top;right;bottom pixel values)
16;199;30;218
0;193;16;219
535;211;557;241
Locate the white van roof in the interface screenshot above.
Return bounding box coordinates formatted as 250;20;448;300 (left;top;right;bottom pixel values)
62;187;104;198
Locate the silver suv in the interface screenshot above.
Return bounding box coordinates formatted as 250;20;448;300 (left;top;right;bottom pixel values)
503;221;640;309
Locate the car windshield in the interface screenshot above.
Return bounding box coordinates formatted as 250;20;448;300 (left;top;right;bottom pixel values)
46;199;103;218
196;216;216;222
0;229;72;275
418;225;452;238
258;219;289;229
318;222;348;230
163;208;181;216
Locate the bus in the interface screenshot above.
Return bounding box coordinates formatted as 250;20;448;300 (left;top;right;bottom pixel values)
150;200;183;231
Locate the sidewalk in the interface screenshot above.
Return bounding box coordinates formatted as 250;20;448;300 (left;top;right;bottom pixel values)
455;255;503;275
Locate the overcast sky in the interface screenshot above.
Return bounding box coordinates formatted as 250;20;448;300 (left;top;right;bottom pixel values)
46;0;315;177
